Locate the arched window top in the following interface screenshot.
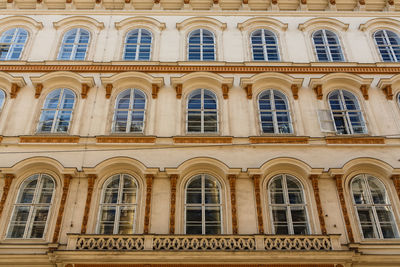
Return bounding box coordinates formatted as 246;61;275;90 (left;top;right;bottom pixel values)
187;89;218;133
351;174;398;239
98;174;138;235
185;174;222;235
268;174;309;235
37;88;76;133
124;28;152;61
0;28;28;60
312;29;344;62
57;28;90;60
258;89;292;134
251;29;280;61
113;88;147;133
373;29;400;62
188;29;215;61
328;89;361;108
7;173;55;239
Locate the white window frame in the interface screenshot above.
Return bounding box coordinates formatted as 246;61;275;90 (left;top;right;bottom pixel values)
37;88;76;134
0;28;28;61
184;174;223;235
268;174;310;235
258;89;292;134
351;174;399;240
250;29;280;61
373;29;400;63
96;174;138;235
187;29;216;61
6;174;55;239
186;89;218;134
123;28;153;61
312;29;345;62
57;28;90;60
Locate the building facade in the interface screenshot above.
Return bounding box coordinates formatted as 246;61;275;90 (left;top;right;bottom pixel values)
0;0;400;266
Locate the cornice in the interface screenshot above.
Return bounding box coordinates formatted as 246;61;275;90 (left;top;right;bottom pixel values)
1;64;400;74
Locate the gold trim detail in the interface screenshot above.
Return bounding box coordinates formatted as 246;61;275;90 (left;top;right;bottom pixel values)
53;174;72;243
96;136;156;143
81;174;97;234
309;175;327;235
144;174;154;234
20;136;80;143
252;174;264;234
228;174;238;234
169;174;178;234
249;136;309;144
0;174;14;218
334;174;354;243
325;137;385;144
173;136;233;143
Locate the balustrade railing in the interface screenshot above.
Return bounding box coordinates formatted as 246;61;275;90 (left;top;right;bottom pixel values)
67;234;341;251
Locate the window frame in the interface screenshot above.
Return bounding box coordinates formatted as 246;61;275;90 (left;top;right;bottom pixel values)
123;28;153;61
250;29;280;61
312;29;345;62
187;29;216;61
373;29;400;63
0;28;28;61
57;28;91;61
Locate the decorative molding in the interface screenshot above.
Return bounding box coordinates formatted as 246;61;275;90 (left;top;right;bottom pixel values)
249;136;309;144
309;175;327;235
0;174;14;218
10;83;20;99
334;174;354;243
81;83;90;99
35;83;43;98
2;65;400;74
20;136;80;143
96;136;156;143
173;136;233;143
244;84;252;99
314;85;323;100
237;17;288;32
391;175;400;203
152;84;159;99
169;174;178;234
228;174;238;234
291;84;299;100
75;264;336;267
382;85;393;100
81;174;97;234
325;136;385;144
115;17;166;31
222;84;229;99
359;84;368;100
175;84;182;99
53;16;104;30
252;174;264;234
105;83;113;99
53;174;72;243
144;174;154;234
176;17;227;31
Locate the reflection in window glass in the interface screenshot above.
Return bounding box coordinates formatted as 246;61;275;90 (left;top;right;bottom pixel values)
0;90;5;111
124;29;152;61
251;29;280;61
269;174;309;235
187;89;218;133
188;29;215;61
0;28;28;60
7;174;54;239
98;174;138;234
185;174;222;234
312;29;344;62
58;28;90;60
113;89;146;133
374;30;400;62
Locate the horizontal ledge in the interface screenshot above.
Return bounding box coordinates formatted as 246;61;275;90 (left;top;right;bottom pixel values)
173;136;233;143
249;136;309;144
96;136;156;143
19;136;80;143
325;136;385;144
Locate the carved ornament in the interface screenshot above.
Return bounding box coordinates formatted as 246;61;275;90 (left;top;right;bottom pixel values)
242;0;248;4
81;174;97;234
228;174;238;234
309;175;327;235
314;85;323;100
359;85;368;100
144;174;154;234
20;136;80;143
169;174;178;234
388;0;394;5
291;84;299;100
222;84;229;99
359;0;365;4
249;136;308;144
125;0;131;3
96;136;156;143
184;0;190;4
152;84;159;99
35;83;43;98
173;136;232;144
105;84;113;99
252;174;264;234
0;174;14;217
334;174;354;243
326;136;384;144
53;174;72;243
244;84;252;99
175;84;182;99
81;84;90;99
382;85;393;100
272;0;278;4
10;83;20;99
301;0;307;4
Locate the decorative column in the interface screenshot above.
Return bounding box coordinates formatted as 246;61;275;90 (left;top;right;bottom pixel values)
81;174;97;234
143;174;154;234
169;174;178;234
334;174;354;243
0;174;14;218
309;175;327;235
228;174;238;234
252;174;264;234
53;174;72;243
391;175;400;202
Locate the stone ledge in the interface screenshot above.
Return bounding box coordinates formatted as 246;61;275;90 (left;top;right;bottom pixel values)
96;136;156;143
19;136;80;143
173;136;233;143
325;136;385;144
249;136;309;144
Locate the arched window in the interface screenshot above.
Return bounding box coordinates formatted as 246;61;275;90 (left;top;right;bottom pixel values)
0;28;28;60
187;89;218;133
312;29;344;62
7;174;55;239
123;29;152;61
188;29;215;61
251;29;280;61
98;174;138;234
268;174;309;235
185;174;222;234
258;90;292;134
113;89;146;133
0;89;5;111
37;88;76;133
328;90;367;135
374;30;400;62
57;28;90;60
351;174;398;239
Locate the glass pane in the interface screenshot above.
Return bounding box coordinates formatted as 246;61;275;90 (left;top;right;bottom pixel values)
186;208;202;221
357;207;377;239
118;207;135;234
29;207;49;238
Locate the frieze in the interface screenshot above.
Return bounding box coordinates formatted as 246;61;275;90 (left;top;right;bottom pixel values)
173;136;233;143
326;136;385;144
249;136;309;144
20;136;80;143
96;136;156;143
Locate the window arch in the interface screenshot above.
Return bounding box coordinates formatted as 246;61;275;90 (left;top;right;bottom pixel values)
57;28;90;60
113;89;146;133
188;29;215;61
187;89;218;133
97;174;138;234
312;29;344;62
268;174;309;235
328;90;367;135
351;174;398;239
251;29;280;61
123;29;152;61
0;28;28;60
7;174;55;239
37;88;76;133
258;90;292;134
185;174;222;234
373;30;400;62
